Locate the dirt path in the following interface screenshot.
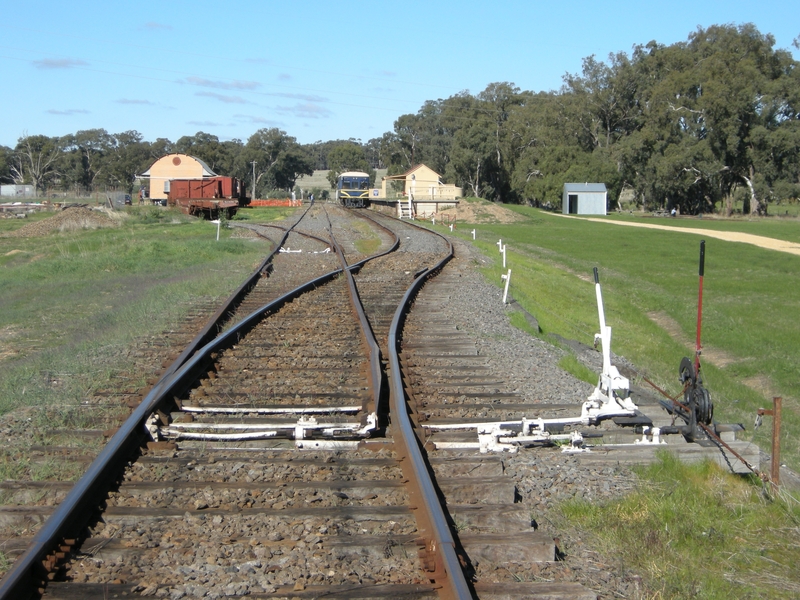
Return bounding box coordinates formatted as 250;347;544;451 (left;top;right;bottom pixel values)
569;216;800;256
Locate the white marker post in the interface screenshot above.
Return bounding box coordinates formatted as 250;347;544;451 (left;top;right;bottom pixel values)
471;229;476;240
501;269;511;304
449;224;453;232
211;219;221;241
497;239;502;252
502;245;507;268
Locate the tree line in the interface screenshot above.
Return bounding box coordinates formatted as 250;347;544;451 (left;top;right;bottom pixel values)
376;24;800;215
0;128;378;200
2;24;797;214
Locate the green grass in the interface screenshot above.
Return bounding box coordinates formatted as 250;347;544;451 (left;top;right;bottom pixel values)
558;353;597;386
559;452;800;599
431;207;800;471
0;206;280;416
351;218;383;255
231;206;299;222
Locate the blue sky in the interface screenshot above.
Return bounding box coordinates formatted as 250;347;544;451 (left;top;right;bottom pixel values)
1;0;797;148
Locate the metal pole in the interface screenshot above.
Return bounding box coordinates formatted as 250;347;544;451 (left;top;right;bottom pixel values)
757;397;783;491
772;397;782;489
251;161;257;200
695;240;705;375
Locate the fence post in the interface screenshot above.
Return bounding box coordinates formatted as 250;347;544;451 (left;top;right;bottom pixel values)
501;269;511;304
758;397;782;491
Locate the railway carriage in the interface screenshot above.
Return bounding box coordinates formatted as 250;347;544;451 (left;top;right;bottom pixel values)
336;171;370;208
167;176;249;219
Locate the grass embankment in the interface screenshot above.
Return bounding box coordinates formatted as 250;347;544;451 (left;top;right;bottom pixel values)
436;207;799;472
0;205;290;425
560;453;800;599
429;207;800;598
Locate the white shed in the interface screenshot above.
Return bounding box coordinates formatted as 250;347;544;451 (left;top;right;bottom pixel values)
563;183;607;215
0;185;35;198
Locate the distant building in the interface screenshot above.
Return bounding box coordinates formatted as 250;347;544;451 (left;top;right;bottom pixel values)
374;164;461;218
0;185;35;198
139;154;217;201
562;183;607;215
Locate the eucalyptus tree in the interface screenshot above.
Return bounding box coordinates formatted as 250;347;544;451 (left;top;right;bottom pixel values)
149;138;175;161
60;129;114;193
563;53;644;151
175;132;229;174
615;25;800;214
103;131;152;194
473;82;529;201
0;145;12;184
240;128;312;195
376;131;406;177
10;134;64;194
447;98;494;198
364;137;384;169
272;145;314;191
686;24;800;214
510;92;591;205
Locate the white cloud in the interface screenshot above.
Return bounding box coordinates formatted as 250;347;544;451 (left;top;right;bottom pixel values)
233;114;281;126
269;92;328;102
116;99;156;105
196;92;249;104
186;76;260;91
47;108;89;115
274;102;333;119
33;58;88;69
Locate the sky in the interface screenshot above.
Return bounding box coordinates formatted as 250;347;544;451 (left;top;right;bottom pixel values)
1;0;797;149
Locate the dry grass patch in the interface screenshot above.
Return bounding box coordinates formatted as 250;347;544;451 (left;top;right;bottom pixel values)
4;207;119;238
439;198;529;224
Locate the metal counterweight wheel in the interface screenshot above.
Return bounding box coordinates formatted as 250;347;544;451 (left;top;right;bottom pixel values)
679;357;713;425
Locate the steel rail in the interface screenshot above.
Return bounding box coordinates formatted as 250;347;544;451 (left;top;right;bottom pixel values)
162;202;315;381
328;224;383;421
0;267;353;599
338;208;402;425
385;221;473;600
0;203;403;599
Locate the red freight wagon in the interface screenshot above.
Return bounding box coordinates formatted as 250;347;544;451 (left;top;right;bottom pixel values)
167;176;249;219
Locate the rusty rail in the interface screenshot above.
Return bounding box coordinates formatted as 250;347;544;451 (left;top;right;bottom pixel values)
0;202;403;599
386;223;472;599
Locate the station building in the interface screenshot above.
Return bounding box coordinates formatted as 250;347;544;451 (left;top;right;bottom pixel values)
371;164;461;218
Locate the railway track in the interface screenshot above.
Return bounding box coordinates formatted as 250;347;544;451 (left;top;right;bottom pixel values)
0;205;758;599
0;205;469;599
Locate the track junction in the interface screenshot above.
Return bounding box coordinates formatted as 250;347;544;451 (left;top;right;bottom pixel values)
0;204;758;600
